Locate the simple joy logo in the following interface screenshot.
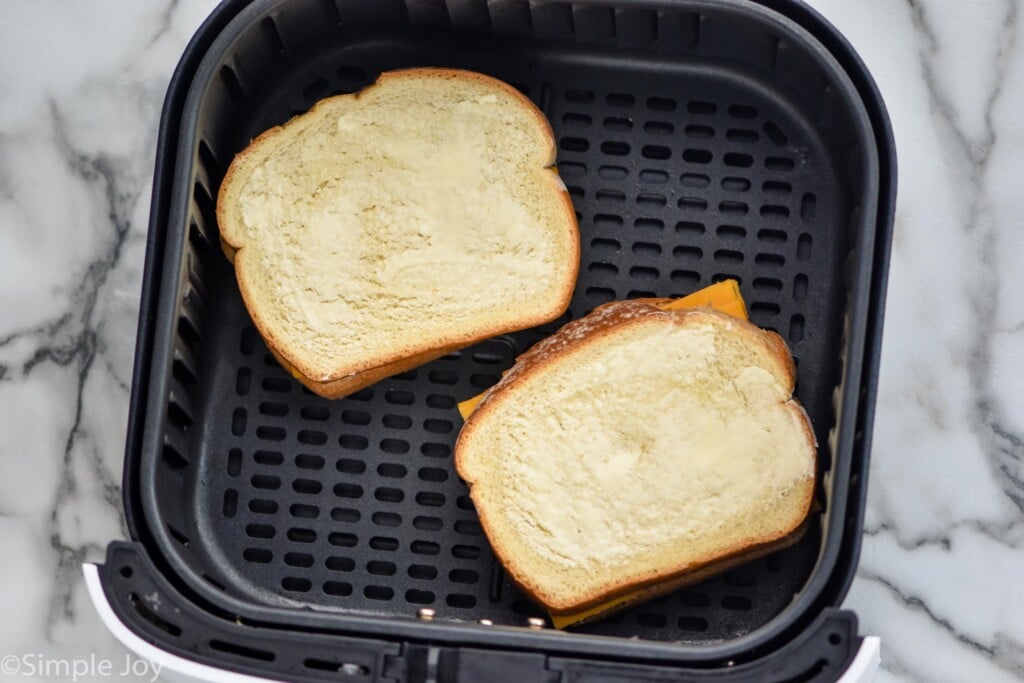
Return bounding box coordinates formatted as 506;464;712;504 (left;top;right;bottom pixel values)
0;653;162;682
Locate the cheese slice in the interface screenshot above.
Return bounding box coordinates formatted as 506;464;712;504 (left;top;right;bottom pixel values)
658;277;748;319
456;280;748;420
550;591;654;629
454;280;751;628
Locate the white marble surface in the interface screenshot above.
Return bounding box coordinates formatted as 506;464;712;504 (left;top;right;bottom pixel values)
0;1;1021;681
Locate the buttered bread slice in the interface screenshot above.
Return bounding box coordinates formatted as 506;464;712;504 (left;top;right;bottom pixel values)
455;301;816;618
216;68;579;398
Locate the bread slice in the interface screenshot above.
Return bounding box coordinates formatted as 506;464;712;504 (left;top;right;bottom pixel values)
216;68;579;398
455;301;816;615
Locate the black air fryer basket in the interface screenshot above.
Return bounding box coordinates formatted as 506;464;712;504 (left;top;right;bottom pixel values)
94;0;896;680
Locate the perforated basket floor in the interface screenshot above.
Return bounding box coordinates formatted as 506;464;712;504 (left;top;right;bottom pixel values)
143;0;878;651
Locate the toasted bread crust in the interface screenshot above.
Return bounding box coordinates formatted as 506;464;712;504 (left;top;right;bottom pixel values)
266;341;461;399
216;68;580;397
455;301;817;614
555;520;810;626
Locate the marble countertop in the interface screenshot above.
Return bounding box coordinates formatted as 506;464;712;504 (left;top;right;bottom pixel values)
1;1;1021;681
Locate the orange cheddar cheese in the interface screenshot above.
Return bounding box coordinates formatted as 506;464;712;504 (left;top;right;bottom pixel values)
550;592;651;629
658;278;748;319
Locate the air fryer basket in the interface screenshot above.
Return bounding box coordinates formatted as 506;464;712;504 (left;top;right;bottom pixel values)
114;0;892;674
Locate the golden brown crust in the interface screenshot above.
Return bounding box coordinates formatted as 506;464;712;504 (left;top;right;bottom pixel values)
763;327;798;392
215;68;580;398
267;341;461;400
219;235;237;264
556;520;810;625
455;301;817;614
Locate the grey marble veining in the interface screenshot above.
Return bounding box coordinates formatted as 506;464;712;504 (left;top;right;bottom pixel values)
827;0;1024;681
0;2;221;679
0;1;1022;681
